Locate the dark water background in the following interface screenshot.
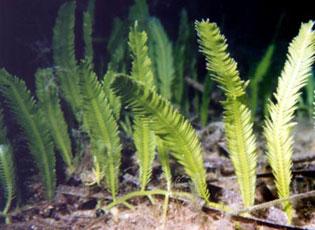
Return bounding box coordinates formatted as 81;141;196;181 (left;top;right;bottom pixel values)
0;0;314;88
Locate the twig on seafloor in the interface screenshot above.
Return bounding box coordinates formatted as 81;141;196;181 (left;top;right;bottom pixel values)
235;190;315;215
168;194;310;230
56;185;111;199
292;152;315;163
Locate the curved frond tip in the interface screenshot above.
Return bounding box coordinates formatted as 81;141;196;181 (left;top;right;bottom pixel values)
195;19;247;98
129;21;155;88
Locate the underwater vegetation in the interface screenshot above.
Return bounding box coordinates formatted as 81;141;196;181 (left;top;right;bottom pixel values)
0;109;15;219
0;0;314;226
196;20;258;209
196;20;315;222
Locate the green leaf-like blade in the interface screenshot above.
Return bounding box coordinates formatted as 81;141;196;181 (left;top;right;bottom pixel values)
173;9;190;106
249;43;276;115
128;0;149;26
107;18;128;72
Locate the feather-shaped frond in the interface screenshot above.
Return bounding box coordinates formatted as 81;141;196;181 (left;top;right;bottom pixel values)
112;76;209;201
148;17;175;100
107;18;128;72
0;110;15;214
53;1;82;116
174;9;190;105
102;67;121;120
223;99;257;207
35;68;73;173
0;145;15;214
53;1;76;69
0;69;56;200
128;0;149;24
264;21;315;220
83;0;95;64
313;89;315;127
129;22;155;88
133;117;156;190
195;20;247;98
0;109;6;143
80;64;121;198
249;43;276;114
129;21;157;190
196;20;257;207
156;137;172;191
